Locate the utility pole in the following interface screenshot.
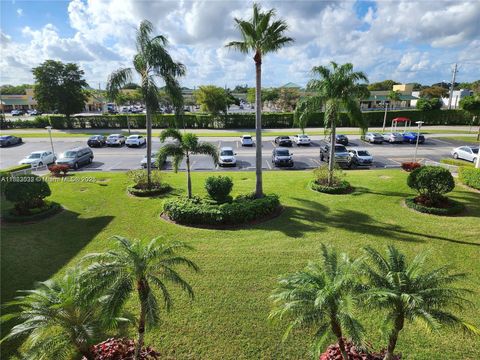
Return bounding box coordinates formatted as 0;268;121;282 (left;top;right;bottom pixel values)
447;63;457;110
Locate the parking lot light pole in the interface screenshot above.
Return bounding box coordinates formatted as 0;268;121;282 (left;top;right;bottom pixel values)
382;101;388;133
45;126;55;158
413;121;424;162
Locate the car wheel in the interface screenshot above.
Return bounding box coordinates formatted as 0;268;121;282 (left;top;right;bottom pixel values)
6;142;10;146
74;162;79;170
320;154;324;161
453;153;458;159
89;157;93;164
472;157;477;164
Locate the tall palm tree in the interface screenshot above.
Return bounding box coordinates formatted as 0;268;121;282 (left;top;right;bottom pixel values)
81;236;199;360
158;128;218;198
107;20;185;188
360;245;479;360
297;62;369;186
226;3;293;198
269;244;364;359
1;270;103;360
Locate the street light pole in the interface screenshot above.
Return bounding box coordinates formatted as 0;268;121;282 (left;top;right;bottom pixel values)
413;121;424;163
382;101;388;133
46;126;55;159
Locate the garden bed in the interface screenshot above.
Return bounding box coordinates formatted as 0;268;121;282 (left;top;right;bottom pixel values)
127;183;171;197
309;180;352;194
2;201;63;223
404;196;465;216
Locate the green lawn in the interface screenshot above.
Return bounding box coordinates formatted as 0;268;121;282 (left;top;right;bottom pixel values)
1;170;479;359
437;136;480;144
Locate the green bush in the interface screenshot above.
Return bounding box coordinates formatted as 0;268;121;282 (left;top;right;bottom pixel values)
405;197;464;216
1;164;32;173
126;170;170;196
4;174;52;214
163;194;280;226
309;179;351;194
311;166;350;193
458;167;480;190
407;166;455;205
416;98;442;111
204;176;233;203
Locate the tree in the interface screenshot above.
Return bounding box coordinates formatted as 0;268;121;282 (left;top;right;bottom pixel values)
233;84;249;93
411;82;426;91
269;244;363;359
122;82;141;90
81;236;199;360
459;95;480;145
226;3;294;198
296;62;369;186
0;84;33;95
367;80;399;91
275;88;300;111
416;97;442;111
32;60;87;118
381;90;402;131
193;85;229;116
107;20;185;188
1;270;103;359
158;128;218;198
420;86;449;99
360;245;479;360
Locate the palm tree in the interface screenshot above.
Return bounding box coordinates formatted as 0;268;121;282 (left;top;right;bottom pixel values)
1;270;102;360
81;236;199;360
381;90;401;132
269;244;364;359
297;62;369;186
107;20;185;188
158;128;218;198
360;245;479;360
226;3;293;198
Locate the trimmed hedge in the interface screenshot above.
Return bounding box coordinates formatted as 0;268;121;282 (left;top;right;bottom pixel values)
405;197;465;216
163;194;281;226
440;158;474;168
2;201;62;222
0;109;476;129
458;167;480;190
309;180;351;194
127;183;171;197
1;164;31;173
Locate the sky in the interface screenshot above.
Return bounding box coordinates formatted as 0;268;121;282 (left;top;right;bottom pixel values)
1;0;479;89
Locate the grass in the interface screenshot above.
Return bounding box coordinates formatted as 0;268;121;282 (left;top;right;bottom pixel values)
0;128;477;138
437;136;480;143
1;170;479;359
440;158;475;168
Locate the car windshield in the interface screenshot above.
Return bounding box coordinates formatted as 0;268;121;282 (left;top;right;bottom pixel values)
276;149;289;156
357;150;370;156
0;136;9;140
472;148;479;154
335;146;347;152
62;151;77;158
128;136;138;139
299;135;308;138
373;133;382;136
280;136;289;140
243;136;251;140
108;135;118;139
221;150;234;156
28;153;41;159
337;135;345;138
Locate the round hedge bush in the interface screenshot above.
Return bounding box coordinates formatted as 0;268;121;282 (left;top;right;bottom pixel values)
2;201;62;222
309;180;351;194
205;175;233;203
127;183;171;197
405;197;465;216
4;173;51;214
407;166;455;205
163;193;281;226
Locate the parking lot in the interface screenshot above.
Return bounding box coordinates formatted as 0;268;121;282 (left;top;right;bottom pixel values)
1;134;474;172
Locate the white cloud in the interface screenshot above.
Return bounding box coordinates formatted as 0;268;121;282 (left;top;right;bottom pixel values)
16;8;23;17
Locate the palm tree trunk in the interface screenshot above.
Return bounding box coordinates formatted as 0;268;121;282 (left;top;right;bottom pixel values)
254;53;263;198
146;108;152;188
384;315;404;360
328;116;336;187
331;318;348;360
186;153;192;198
135;280;148;360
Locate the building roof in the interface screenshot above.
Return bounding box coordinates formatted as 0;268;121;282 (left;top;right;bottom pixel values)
0;98;31;105
363;94;418;101
280;82;302;89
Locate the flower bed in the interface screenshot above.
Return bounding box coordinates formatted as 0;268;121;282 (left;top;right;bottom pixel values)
83;338;160;360
127;183;171;197
320;340;401;360
405;196;465;216
309;179;352;194
2;201;62;222
162;193;281;226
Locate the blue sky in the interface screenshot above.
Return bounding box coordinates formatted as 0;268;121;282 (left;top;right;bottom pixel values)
1;0;479;88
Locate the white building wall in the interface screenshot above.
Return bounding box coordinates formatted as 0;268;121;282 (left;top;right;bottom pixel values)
411;89;473;108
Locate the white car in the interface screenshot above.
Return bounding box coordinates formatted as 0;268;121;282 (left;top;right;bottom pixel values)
382;132;404;143
19;151;56;167
240;135;254;146
106;134;126;146
348;149;373;168
218;147;237;167
293;134;311;146
451;146;478;163
126;135;146;147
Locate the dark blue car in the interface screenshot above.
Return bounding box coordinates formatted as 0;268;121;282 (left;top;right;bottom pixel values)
403;132;425;144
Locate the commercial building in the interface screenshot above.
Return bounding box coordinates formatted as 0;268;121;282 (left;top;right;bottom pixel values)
0;88;37;111
360;84;418;110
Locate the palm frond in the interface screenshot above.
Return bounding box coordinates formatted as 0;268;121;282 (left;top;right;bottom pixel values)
194;142;219;164
158;144;184;172
159;128;183;143
106;68;133;101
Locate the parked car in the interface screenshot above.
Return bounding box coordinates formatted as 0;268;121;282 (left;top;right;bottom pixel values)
240;135;254;146
364;132;384;144
106;134;126;146
87;135;106;147
126;135;146;147
107;108;118;114
274;136;293;147
320;144;350;166
218;147;237;167
19;151;55;167
27;109;42;116
293;134;311;146
11;109;25;116
56;147;93;170
403;132;425;144
348;149;373;168
383;132;404;143
272;148;294;167
141;152;160;169
335;134;349;145
451;146;479;163
0;135;22;147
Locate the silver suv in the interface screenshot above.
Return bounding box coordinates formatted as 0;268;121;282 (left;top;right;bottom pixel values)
56;147;94;170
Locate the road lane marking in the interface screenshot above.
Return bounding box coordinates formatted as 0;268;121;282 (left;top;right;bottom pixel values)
265;160;272;170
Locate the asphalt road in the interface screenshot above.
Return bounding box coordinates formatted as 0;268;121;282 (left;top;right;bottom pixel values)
0;135;474;172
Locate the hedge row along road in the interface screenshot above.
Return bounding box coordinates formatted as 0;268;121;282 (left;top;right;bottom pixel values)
1;135;477;172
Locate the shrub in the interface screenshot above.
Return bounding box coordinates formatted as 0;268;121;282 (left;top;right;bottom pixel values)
407;166;455;206
85;338;160;360
459;167;480;190
310;166;351;193
310;179;351;194
163;194;280;226
126;170;171;196
401;162;421;172
440;158;474;168
416;97;442;111
405;197;464;216
1;164;32;173
48;164;69;177
204;176;233;203
320;340;401;360
4;174;51;214
2;201;62;222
